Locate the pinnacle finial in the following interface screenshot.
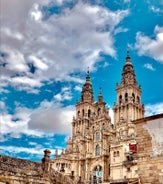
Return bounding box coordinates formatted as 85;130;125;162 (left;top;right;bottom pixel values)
99;87;102;94
87;67;90;76
126;45;130;56
86;67;90;82
126;49;131;64
127;50;129;57
98;87;103;102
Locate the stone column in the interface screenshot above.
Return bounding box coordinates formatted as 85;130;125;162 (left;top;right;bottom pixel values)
42;149;51;174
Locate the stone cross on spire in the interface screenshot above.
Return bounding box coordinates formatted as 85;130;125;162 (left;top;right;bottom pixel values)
98;87;103;103
126;50;131;64
87;67;90;76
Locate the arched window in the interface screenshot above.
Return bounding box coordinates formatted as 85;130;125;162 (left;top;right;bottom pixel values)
102;123;105;130
94;165;102;171
95;132;100;141
95;144;100;156
125;93;128;103
132;93;135;103
88;109;91;118
119;95;122;104
117;151;120;157
113;151;116;157
92;126;95;131
78;111;80;117
137;96;140;103
82;109;84;117
114;151;120;157
97;108;101;116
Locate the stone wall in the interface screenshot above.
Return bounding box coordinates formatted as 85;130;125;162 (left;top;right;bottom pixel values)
0;155;42;175
0;155;78;184
135;114;163;184
0;155;50;184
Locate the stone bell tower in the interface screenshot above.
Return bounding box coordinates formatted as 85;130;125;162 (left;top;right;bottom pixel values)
113;52;145;125
72;70;95;138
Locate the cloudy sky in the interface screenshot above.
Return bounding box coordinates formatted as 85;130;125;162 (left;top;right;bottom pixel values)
0;0;163;161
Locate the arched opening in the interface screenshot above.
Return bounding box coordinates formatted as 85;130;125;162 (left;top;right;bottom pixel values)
95;144;100;156
113;151;116;157
78;111;80;117
102;123;105;130
88;109;91;118
114;151;120;157
117;151;120;157
97;108;101;116
119;95;122;104
94;165;102;172
82;109;84;117
125;93;128;103
94;165;102;182
90;165;102;183
132;93;135;103
137;96;140;103
95;132;100;141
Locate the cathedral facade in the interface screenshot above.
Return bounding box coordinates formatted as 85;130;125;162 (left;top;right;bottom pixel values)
52;53;145;183
0;53;163;184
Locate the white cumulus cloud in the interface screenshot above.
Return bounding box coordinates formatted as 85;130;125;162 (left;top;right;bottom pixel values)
54;86;72;102
0;107;45;140
135;25;163;63
0;0;129;92
145;102;163;117
150;6;162;13
28;101;75;135
0;100;75;140
143;63;155;71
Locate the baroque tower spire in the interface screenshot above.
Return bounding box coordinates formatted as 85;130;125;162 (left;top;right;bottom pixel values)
113;52;145;125
121;51;137;86
98;87;103;103
80;69;94;103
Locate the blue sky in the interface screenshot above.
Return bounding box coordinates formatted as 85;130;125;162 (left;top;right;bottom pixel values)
0;0;163;162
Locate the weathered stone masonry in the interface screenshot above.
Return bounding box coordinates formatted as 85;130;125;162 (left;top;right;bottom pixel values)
0;152;77;184
135;114;163;184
